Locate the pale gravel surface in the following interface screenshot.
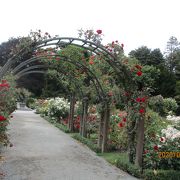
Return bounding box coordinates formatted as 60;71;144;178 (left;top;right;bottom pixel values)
1;110;138;180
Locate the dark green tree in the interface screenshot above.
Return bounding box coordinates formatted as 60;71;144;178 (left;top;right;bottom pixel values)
164;36;180;73
129;46;164;66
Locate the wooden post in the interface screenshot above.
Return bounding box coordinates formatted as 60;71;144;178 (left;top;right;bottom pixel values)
68;92;75;132
135;117;145;167
98;104;104;149
101;101;110;153
82;96;88;137
80;101;84;136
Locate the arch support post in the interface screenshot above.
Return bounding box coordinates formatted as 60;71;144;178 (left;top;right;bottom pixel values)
80;96;89;137
101;99;110;153
98;104;105;149
135;116;145;168
68;92;76;132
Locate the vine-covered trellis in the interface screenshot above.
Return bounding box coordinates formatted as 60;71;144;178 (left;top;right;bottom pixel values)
0;31;147;167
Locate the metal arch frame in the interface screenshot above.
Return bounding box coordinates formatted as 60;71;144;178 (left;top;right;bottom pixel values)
12;54;106;100
16;69;84;99
15;64;47;76
12;56;44;74
35;37;115;60
38;38;134;87
34;37;124;75
0;36;125;79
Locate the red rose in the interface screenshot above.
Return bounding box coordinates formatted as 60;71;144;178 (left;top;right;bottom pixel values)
136;98;141;102
136;71;142;76
153;145;158;151
0;115;6;121
118;122;123;128
141;97;146;102
121;43;124;48
123;118;127;122
96;30;102;34
139;109;145;114
89;60;94;65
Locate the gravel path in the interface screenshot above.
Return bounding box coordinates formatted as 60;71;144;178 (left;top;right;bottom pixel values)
1;110;138;180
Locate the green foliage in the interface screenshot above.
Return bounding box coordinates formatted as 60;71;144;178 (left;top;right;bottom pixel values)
16;88;31;102
72;134;101;153
165;36;180;73
116;155;142;178
129;46;164;66
108;114;128;151
154;66;176;97
143;169;180;180
148;96;178;116
163;98;178;114
26;98;36;109
97;152;126;165
140;65;160;88
0;75;18;146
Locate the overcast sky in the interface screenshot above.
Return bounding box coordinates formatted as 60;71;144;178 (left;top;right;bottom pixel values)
0;0;179;54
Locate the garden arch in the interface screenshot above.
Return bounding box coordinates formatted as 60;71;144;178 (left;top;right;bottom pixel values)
0;36;136;153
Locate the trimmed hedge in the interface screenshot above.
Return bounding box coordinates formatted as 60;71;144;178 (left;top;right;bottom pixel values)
143;169;180;180
116;158;142;178
116;157;180;179
72;134;101;153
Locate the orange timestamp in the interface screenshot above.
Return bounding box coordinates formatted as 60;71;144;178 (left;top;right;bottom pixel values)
158;152;180;158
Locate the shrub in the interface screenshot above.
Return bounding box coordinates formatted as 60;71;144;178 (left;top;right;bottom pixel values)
108;113;128;151
26;98;36;109
143;169;180;180
148;96;178;116
47;97;70;119
116;158;141;178
163;98;178;114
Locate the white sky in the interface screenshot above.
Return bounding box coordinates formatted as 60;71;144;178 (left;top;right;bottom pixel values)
0;0;180;54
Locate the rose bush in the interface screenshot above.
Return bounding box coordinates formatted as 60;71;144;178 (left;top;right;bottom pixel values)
0;76;17;146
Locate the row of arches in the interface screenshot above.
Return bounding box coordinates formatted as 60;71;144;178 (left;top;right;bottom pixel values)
0;36;136;153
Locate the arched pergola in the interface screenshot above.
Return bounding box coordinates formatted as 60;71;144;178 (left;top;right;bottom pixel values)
12;53;112;152
0;36;134;153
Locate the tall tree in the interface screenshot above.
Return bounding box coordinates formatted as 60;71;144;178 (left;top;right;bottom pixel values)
0;38;20;66
129;46;164;66
165;36;180;73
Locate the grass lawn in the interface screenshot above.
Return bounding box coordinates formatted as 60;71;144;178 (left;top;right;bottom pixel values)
97;152;128;165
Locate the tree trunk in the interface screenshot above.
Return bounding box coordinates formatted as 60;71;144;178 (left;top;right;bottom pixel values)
135;117;145;167
101;102;110;153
